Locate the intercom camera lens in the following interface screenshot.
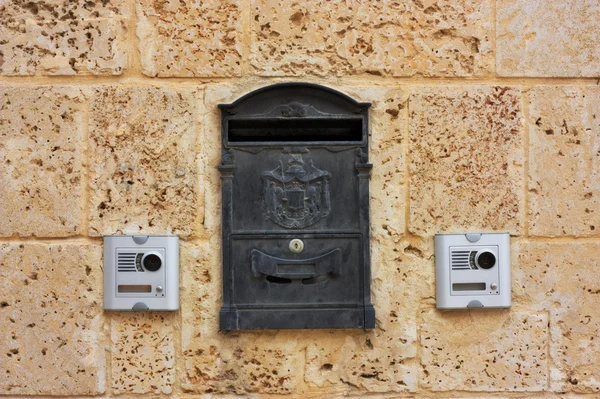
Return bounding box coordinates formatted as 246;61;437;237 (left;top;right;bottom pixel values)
142;253;162;272
475;250;496;269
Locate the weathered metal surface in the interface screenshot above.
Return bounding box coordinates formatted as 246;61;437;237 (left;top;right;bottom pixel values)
218;83;374;330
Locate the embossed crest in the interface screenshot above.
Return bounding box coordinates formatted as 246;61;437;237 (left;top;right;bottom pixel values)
262;154;331;228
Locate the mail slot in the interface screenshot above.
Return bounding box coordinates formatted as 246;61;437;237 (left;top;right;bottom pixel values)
218;83;374;330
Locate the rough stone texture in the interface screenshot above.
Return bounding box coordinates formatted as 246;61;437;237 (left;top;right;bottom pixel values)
304;330;417;393
88;86;200;238
181;240;303;395
420;310;548;391
0;0;127;75
136;0;242;77
409;86;523;235
110;312;176;394
497;0;600;77
0;243;104;395
0;87;84;237
528;86;600;237
342;87;407;236
250;0;493;77
517;243;600;392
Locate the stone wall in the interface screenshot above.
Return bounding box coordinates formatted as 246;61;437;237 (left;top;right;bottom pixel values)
0;0;599;398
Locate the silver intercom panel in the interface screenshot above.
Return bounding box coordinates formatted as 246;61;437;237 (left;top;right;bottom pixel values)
104;235;179;311
435;233;511;309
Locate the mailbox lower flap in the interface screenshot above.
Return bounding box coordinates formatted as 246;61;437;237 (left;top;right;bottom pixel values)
251;248;341;279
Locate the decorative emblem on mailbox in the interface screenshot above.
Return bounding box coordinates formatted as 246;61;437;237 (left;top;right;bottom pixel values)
218;82;374;330
262;153;331;229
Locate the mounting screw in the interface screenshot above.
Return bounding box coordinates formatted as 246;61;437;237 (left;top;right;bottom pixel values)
289;239;304;254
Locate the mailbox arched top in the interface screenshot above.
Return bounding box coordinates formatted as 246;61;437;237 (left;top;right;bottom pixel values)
218;82;371;118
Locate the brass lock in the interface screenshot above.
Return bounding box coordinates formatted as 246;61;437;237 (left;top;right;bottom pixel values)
289;239;304;254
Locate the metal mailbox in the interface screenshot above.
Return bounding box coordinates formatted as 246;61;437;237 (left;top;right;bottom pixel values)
218;83;374;330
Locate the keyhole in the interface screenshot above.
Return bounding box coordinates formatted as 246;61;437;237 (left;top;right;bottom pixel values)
289;239;304;254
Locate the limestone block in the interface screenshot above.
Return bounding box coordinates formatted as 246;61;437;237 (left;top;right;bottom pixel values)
136;0;242;77
88;86;200;238
420;310;548;391
497;0;600;77
304;238;434;394
250;0;493;77
305;331;417;393
342;87;407;237
528;86;600;237
517;243;600;392
0;0;127;75
182;333;303;395
0;243;104;395
0;87;84;237
199;85;239;237
181;240;304;395
409;86;523;235
110;312;176;394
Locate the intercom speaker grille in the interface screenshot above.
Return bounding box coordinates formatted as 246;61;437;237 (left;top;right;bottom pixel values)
451;250;472;270
117;252;138;272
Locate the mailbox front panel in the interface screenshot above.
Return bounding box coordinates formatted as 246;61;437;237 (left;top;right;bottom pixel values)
218;83;374;330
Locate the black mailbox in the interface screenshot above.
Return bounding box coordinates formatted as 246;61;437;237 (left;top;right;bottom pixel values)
218;83;374;330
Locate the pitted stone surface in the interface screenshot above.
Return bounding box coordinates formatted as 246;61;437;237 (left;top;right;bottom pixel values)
110;313;175;394
136;0;242;77
183;334;302;394
304;238;433;394
517;243;600;392
528;86;600;237
420;310;548;391
181;240;301;395
88;86;200;237
409;86;523;235
0;0;127;75
0;243;104;395
250;0;493;77
305;331;417;393
497;0;600;77
0;87;84;237
343;87;407;237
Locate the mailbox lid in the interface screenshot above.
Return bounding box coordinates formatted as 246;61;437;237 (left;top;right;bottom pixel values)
229;234;363;306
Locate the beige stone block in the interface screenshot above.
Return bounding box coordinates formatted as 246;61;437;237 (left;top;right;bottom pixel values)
528;86;600;237
343;87;407;237
0;87;84;237
182;332;303;394
0;0;127;75
497;0;600;77
250;0;493;77
517;242;600;392
304;238;434;394
0;243;104;395
181;240;303;395
420;309;548;391
88;86;201;238
305;331;417;393
110;312;176;394
409;86;523;235
136;0;242;77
